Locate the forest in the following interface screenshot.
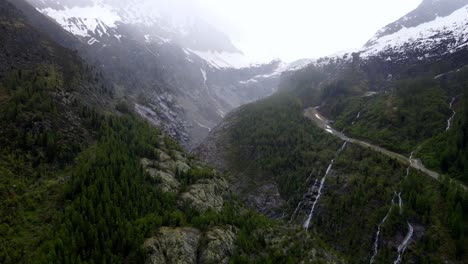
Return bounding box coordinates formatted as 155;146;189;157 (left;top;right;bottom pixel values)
224;88;467;263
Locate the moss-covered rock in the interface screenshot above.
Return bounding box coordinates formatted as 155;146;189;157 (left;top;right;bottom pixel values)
200;226;237;264
180;177;229;212
144;227;201;264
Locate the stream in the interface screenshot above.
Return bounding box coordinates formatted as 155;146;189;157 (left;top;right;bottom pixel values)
303;141;348;230
370;194;396;264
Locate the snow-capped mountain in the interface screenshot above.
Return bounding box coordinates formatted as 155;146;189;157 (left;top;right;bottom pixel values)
29;0;253;68
288;0;468;72
22;0;289;147
361;0;468;60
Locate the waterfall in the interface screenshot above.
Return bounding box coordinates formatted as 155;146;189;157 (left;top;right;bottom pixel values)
393;222;414;264
290;201;303;222
303;141;348;230
352;111;361;125
370;194;395;264
303;160;334;230
397;192;403;215
406;152;414;177
446;97;457;131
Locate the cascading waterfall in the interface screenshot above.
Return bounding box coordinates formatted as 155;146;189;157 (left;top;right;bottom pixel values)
397;192;403;215
303;141;348;230
446;97;457;131
290;201;303;222
305;172;316;184
406;152;414;177
291;179;317;222
393;222;414;264
343;110;361;133
351;111;361;125
389;152;415;262
370;194;396;264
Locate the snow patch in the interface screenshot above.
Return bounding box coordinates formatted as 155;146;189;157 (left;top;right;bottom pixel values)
362;5;468;57
188;49;255;69
87;37;99;45
39;5;121;37
194;120;212;132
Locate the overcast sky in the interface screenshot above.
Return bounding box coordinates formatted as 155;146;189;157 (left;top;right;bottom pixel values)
196;0;423;62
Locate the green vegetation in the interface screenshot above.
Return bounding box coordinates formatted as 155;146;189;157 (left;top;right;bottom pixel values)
224;73;467;262
418;69;468;184
229;93;340;201
0;69;338;263
329;77;449;154
0;3;341;262
317;144;467;263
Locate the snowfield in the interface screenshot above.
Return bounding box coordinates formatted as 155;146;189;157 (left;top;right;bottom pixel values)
362;4;468;58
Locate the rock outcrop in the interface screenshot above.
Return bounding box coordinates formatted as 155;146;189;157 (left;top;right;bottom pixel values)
180;177;229;213
144;227;201;264
199;226;237;264
144;226;237;264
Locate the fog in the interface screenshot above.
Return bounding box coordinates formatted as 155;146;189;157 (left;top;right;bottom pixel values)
198;0;424;62
56;0;424;62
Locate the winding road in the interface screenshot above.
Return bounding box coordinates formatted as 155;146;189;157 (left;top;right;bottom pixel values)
304;107;467;191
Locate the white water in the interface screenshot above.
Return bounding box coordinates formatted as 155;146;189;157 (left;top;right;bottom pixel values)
303;141;348;230
446;97;457;131
305;172;316;184
397;192;403;215
406;152;414;177
393;222;414;264
291;178;317;222
194;120;212;132
352;111;361;125
303;160;334;230
290;201;303;222
370;194;395;264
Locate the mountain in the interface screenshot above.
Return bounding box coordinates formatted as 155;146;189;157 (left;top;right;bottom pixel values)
18;0;299;148
0;1;341;263
362;0;468;60
198;0;468;262
2;0;467;262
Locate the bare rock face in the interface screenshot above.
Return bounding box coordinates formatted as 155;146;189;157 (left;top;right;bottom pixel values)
144;227;201;264
199;226;237;264
180;177;229;213
245;183;286;218
144;226;237;264
147;168;180;193
140;148;194;193
141;157;181;193
196;113;287;218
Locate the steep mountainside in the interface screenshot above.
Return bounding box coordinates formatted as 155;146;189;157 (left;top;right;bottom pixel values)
276;0;468;181
0;1;342;263
199;0;468;262
17;0;301;148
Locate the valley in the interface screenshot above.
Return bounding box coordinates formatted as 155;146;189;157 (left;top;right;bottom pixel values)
1;0;467;263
